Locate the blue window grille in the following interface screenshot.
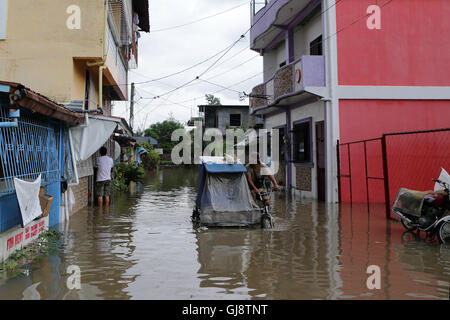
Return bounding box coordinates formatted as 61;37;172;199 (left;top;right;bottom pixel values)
0;105;62;196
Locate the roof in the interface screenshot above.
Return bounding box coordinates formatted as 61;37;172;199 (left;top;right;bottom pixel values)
198;104;249;109
133;0;150;32
0;81;84;125
134;136;158;146
203;162;247;173
200;156;247;174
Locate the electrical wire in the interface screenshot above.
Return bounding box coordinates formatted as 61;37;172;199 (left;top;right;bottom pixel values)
123;0;396;121
131;40;245;85
132;0;283;100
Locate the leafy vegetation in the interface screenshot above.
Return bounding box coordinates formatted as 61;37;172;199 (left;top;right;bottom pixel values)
143;118;185;154
0;229;61;278
205;94;221;106
113;162;145;192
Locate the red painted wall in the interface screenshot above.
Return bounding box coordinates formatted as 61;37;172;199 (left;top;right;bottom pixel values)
339;100;450;143
339;100;450;204
336;0;450;86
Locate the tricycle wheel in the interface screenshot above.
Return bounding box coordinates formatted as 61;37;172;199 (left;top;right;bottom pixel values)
438;221;450;244
401;218;416;231
261;215;273;229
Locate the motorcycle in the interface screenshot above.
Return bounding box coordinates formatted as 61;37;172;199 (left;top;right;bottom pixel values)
392;173;450;244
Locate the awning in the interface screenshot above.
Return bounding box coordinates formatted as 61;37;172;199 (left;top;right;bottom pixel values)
70;115;132;162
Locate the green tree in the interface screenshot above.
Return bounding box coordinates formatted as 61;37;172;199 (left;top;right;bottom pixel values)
205;94;221;106
144;119;185;154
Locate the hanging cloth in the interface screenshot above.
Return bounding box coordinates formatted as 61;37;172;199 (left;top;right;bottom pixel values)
14;174;42;227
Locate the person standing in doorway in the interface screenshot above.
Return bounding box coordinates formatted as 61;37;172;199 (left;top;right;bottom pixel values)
95;147;114;207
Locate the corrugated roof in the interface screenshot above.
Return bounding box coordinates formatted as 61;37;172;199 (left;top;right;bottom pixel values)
134;136;158;146
0;81;84;125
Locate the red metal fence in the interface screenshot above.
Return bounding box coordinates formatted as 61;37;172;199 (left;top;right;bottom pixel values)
337;128;450;219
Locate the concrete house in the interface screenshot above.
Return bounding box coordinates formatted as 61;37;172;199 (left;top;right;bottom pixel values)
0;0;150;212
196;104;263;135
248;0;450;202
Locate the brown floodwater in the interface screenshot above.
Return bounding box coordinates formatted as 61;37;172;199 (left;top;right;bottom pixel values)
0;167;449;300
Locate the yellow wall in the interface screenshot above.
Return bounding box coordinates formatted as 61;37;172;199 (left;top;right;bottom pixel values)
0;0;106;104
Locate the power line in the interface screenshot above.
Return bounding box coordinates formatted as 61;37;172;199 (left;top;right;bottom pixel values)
134;0;283;100
132;0;279;87
133;0;395;110
132;40;244;85
198;78;243;94
120;0;392;118
150;1;250;32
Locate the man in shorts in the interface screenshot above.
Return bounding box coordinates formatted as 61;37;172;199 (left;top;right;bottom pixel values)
95;147;114;207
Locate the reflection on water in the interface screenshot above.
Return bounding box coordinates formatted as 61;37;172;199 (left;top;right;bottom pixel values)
0;167;448;300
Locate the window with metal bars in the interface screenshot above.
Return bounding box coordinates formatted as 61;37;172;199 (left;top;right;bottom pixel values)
108;0;133;47
0;104;71;196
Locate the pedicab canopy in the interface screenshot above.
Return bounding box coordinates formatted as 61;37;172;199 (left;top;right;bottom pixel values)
196;156;261;227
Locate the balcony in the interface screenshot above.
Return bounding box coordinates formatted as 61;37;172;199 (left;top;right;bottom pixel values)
105;13;129;100
250;0;320;50
249;55;325;114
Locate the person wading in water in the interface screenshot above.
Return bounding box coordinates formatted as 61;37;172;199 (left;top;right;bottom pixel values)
95;147;114;208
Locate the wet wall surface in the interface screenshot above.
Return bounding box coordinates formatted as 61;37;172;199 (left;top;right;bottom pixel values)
0;167;449;300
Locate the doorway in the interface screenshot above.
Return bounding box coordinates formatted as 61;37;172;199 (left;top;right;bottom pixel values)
273;125;287;187
315;121;325;201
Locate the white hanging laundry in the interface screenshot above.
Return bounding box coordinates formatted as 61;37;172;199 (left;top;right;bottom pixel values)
68;187;76;213
14;174;42;227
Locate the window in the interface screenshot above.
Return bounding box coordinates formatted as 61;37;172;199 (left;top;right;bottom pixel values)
310;35;322;56
293;119;312;164
0;0;8;40
230;114;241;127
84;70;90;110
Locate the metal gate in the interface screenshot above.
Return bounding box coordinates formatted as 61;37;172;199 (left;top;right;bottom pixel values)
0;103;71;231
338;128;450;219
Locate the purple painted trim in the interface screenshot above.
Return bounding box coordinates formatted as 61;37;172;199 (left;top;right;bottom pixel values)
323;100;328;202
251;56;325;115
292;117;314;168
286;108;292;189
258;0;322;52
301;56;326;87
251;0;291;49
286;29;294;63
321;0;327;86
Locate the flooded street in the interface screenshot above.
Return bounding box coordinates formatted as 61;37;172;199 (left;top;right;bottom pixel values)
0;167;449;300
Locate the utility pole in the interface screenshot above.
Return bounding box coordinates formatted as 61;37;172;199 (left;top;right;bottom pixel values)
130;82;135;133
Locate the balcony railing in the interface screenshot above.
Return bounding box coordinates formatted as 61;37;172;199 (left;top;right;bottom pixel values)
250;55;325;113
106;20;128;98
251;0;270;21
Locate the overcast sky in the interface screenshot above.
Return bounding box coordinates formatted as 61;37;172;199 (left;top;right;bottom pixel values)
112;0;263;132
